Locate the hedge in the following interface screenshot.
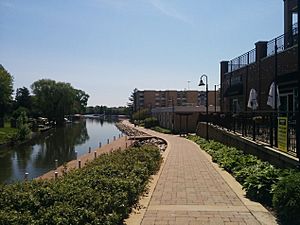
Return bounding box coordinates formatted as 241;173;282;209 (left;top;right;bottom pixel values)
0;145;162;225
187;135;300;225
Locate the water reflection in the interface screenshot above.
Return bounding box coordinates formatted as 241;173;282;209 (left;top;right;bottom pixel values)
0;119;121;184
33;121;89;168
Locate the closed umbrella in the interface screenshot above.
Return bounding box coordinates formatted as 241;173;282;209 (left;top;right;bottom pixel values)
267;82;281;109
247;88;258;110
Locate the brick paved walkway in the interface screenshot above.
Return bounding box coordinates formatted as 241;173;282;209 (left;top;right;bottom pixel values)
125;122;278;225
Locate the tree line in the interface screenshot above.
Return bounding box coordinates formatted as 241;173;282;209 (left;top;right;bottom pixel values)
85;105;130;116
0;64;89;127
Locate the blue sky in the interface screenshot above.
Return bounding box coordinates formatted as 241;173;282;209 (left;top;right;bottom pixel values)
0;0;283;106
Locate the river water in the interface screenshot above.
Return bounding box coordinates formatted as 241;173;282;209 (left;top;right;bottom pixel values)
0;118;122;184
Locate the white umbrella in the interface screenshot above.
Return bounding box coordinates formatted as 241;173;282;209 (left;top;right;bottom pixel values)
267;82;281;109
247;88;258;110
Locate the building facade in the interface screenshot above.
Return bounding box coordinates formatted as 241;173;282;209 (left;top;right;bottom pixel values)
133;90;220;112
220;0;299;115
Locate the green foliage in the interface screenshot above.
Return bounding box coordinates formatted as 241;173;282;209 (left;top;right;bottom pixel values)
152;126;172;134
15;110;31;141
273;172;300;225
0;124;17;145
0;145;162;224
16;124;31;141
31;79;89;125
73;89;89;114
242;163;280;205
132;109;150;122
144;117;158;128
0;64;14;119
187;135;300;223
15;87;32;113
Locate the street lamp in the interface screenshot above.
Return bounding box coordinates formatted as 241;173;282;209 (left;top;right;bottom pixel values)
199;74;209;140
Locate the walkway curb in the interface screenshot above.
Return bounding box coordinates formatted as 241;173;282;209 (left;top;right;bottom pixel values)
125;121;278;225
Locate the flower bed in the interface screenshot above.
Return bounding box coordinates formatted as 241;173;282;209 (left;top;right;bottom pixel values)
0;145;162;225
187;135;300;225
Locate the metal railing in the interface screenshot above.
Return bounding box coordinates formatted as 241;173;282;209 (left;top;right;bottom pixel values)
228;49;256;73
199;111;297;158
228;23;298;73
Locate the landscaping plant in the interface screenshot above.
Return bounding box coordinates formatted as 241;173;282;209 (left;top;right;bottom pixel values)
187;135;299;224
0;145;162;225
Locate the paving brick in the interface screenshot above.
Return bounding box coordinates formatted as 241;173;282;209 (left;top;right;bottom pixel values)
123;122;278;225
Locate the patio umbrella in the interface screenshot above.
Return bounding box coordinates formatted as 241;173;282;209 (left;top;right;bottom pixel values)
247;88;258;110
267;82;281;109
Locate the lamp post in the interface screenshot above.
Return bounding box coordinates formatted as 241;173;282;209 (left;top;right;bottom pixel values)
199;74;209;140
214;84;221;112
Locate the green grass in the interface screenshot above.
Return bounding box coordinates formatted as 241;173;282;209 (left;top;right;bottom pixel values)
0;123;17;145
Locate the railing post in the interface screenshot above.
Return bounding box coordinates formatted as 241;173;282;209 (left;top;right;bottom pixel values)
270;114;274;147
252;112;256;141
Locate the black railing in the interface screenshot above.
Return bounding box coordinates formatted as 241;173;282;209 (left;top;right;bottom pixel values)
228;49;256;73
199;111;297;158
228;23;298;73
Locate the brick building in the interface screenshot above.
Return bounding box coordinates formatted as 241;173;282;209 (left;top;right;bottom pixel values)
220;0;299;115
133;90;219;112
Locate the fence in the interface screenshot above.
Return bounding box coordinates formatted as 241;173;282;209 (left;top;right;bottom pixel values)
228;23;298;73
228;49;256;73
199;111;297;158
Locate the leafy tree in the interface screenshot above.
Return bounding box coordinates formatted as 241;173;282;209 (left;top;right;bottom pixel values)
128;88;138;112
15;87;32;112
85;106;95;114
132;108;150;121
31;79;89;125
15;110;31;141
0;65;13;127
73;89;89;114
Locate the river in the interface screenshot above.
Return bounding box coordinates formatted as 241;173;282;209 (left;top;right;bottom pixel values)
0;118;122;184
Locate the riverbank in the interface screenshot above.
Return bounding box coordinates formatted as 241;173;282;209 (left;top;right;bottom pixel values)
37;135;130;180
0;127;54;150
38;122;167;180
116;121;147;136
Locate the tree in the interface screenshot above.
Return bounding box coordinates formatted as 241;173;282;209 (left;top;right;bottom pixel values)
31;79;89;125
128;88;138;111
127;88;138;120
73;89;89;114
0;65;14;127
15;87;32;112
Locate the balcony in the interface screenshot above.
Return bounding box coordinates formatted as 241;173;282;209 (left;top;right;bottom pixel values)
227;23;298;73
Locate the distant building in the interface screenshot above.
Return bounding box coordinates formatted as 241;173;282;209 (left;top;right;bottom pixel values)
133;90;220;112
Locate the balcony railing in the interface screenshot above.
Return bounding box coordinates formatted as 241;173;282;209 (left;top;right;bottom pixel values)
228;48;256;73
228;23;298;73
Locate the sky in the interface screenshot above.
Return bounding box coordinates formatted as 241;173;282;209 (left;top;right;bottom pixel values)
0;0;284;107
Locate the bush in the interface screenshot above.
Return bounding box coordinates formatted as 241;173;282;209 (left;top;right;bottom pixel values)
0;145;162;224
273;172;300;225
144;117;158;128
187;135;300;222
17;124;31;141
242;163;281;206
152;126;172;134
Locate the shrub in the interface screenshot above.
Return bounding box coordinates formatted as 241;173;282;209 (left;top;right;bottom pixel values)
187;135;298;222
152;126;172;134
17;124;31;141
273;172;300;225
242;163;281;206
0;145;162;224
144;117;158;128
